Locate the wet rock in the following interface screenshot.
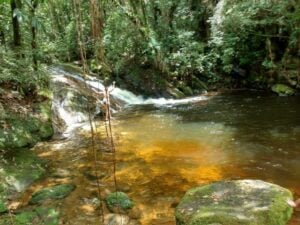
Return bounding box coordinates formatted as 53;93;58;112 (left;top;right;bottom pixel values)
167;88;185;99
104;213;130;225
51;168;72;178
179;86;194;96
30;183;76;204
176;180;293;225
84;170;107;181
150;218;175;225
0;100;53;149
128;219;141;225
117;184;131;193
50;67;102;135
128;207;142;219
106;192;134;212
82;197;101;208
271;84;295;96
1;150;46;193
38;122;54;140
0;207;59;225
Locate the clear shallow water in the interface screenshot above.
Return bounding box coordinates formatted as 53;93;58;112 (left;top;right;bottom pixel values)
27;91;300;224
113;91;300;224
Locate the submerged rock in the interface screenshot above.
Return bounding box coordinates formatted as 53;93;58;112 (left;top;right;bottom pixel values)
106;192;134;212
0;150;46;193
0;207;59;225
104;213;130;225
175;180;293;225
30;184;76;204
271;84;295;96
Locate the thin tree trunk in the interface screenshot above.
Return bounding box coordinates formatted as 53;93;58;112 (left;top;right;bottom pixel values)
0;29;6;50
90;0;111;74
11;0;21;48
31;0;38;70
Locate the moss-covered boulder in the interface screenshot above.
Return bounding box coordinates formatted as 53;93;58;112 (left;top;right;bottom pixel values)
0;149;46;193
30;184;76;204
0;99;53;150
271;84;295;96
0;207;59;225
106;192;134;211
0;115;53;149
167;88;185;99
175;180;293;225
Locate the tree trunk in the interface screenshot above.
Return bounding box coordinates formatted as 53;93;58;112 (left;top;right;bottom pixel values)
31;0;38;70
11;0;21;47
90;0;111;74
0;29;6;50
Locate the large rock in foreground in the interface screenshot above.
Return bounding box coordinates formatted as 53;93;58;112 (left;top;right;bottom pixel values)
176;180;293;225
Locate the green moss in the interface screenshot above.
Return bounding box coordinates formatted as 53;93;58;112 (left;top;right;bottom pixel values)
106;192;134;211
271;84;295;96
0;207;59;225
30;184;76;204
0;99;53;150
38;122;54;139
179;86;194;96
0;200;7;214
176;180;293;225
1;149;46;192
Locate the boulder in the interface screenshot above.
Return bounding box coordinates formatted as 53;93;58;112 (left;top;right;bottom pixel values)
104;214;130;225
1;150;46;193
30;184;76;204
175;180;293;225
106;192;134;212
271;84;295;96
167;88;185;99
0;207;59;225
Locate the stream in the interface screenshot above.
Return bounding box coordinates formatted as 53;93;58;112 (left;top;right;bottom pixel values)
25;85;300;224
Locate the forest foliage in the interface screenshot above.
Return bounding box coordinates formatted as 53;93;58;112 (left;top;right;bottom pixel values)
0;0;299;96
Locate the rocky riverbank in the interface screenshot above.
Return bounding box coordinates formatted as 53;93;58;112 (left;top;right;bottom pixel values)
0;87;55;224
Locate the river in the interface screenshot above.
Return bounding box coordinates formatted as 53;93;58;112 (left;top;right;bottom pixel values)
26;90;300;224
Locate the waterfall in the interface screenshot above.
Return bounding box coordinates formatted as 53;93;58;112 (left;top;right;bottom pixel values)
209;0;226;46
49;66;208;136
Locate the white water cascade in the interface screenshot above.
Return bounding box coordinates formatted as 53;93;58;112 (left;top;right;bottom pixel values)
50;66;209;136
209;0;226;46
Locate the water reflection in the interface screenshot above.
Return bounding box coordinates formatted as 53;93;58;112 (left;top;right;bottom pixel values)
113;92;300;224
29;92;300;224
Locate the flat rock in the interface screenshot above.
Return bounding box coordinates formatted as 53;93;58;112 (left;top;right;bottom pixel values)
175;180;293;225
104;214;130;225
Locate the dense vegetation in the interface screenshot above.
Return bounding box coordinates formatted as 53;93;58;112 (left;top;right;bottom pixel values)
0;0;299;96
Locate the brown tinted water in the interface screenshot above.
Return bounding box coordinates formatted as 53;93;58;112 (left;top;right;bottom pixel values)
31;91;300;224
